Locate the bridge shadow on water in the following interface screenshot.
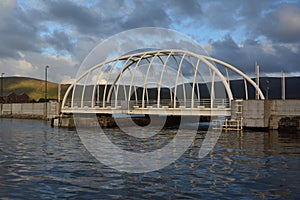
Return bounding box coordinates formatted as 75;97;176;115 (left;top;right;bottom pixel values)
93;114;213;131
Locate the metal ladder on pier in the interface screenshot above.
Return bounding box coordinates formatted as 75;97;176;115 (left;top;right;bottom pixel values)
223;99;243;131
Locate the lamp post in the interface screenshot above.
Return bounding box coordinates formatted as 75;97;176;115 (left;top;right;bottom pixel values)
1;73;4;103
282;71;285;100
1;73;4;116
265;80;270;99
45;66;49;119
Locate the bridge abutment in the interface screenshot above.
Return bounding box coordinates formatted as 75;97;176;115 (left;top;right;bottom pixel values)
235;99;300;130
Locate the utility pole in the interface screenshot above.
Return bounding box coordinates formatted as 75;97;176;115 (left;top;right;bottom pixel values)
45;66;49;119
1;73;4;115
266;80;270;99
1;73;4;102
58;81;61;103
282;71;285;100
255;62;260;100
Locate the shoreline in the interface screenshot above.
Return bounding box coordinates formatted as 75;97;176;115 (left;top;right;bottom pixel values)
1;113;299;132
0;114;46;120
0;115;268;132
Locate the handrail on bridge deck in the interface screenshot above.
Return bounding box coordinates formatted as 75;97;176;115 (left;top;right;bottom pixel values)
62;98;230;109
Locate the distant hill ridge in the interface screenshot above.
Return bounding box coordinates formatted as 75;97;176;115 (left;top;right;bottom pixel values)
1;76;64;101
1;76;299;101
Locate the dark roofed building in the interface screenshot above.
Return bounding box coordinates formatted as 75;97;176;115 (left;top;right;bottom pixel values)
2;92;29;103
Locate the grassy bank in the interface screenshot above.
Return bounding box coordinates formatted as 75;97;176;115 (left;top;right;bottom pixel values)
1;76;69;101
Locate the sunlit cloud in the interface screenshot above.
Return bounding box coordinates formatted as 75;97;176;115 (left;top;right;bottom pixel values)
0;0;299;82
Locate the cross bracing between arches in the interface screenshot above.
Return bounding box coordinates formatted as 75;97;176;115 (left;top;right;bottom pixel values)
61;49;264;116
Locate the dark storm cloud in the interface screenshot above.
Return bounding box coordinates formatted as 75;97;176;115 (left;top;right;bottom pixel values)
44;30;75;53
122;1;171;29
202;1;300;43
210;34;300;74
45;0;100;34
256;3;300;43
273;43;300;72
44;0;134;36
0;5;41;58
202;0;242;30
43;0;203;36
194;1;300;74
0;0;300;81
166;0;202;17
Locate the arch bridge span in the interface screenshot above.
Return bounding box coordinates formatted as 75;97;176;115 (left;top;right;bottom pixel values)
61;49;264;116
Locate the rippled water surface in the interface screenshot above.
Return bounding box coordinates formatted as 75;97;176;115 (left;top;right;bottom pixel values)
0;118;299;199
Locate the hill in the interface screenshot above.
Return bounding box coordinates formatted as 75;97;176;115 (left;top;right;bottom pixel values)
230;77;300;99
1;77;68;101
1;76;299;102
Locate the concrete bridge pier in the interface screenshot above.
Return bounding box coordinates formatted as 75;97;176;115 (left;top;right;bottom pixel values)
233;99;300;130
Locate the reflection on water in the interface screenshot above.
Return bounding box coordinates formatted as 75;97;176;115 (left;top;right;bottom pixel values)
0;118;299;199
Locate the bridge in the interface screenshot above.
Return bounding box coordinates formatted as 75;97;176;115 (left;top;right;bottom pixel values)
61;49;264;117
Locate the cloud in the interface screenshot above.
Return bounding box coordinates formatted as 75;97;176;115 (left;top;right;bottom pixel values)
45;0;100;33
0;51;77;81
256;3;300;43
121;1;171;29
0;2;42;58
0;57;37;76
166;0;202;21
0;0;16;15
44;30;75;53
0;0;300;82
209;34;300;74
201;1;241;30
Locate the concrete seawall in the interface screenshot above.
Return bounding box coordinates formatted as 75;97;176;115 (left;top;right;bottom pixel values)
232;99;300;129
1;100;300;130
0;102;60;120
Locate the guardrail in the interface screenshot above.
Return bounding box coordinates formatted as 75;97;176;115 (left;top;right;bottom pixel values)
63;98;230;109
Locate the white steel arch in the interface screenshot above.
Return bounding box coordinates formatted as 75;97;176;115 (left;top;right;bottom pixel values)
61;49;265;114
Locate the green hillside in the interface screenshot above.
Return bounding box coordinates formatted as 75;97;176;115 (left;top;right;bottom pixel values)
1;76;69;101
1;76;300;102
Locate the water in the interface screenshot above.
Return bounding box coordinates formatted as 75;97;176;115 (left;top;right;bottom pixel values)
0;118;299;199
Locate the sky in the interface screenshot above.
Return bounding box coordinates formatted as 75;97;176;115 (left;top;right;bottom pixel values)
0;0;300;82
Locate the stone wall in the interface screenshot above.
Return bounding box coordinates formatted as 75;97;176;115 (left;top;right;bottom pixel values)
0;102;60;119
239;99;300;129
239;100;265;128
265;100;300;129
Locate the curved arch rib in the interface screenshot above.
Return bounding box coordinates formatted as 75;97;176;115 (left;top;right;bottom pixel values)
62;49;265;112
202;56;265;100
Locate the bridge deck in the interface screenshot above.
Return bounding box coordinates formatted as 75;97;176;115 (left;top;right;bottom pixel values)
61;106;231;116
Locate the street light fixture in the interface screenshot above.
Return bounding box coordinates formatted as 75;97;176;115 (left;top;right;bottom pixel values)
266;80;270;100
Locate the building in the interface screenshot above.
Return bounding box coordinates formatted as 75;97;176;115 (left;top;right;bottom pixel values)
2;92;29;103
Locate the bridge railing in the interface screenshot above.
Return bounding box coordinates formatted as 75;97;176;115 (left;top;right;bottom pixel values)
63;99;230;110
